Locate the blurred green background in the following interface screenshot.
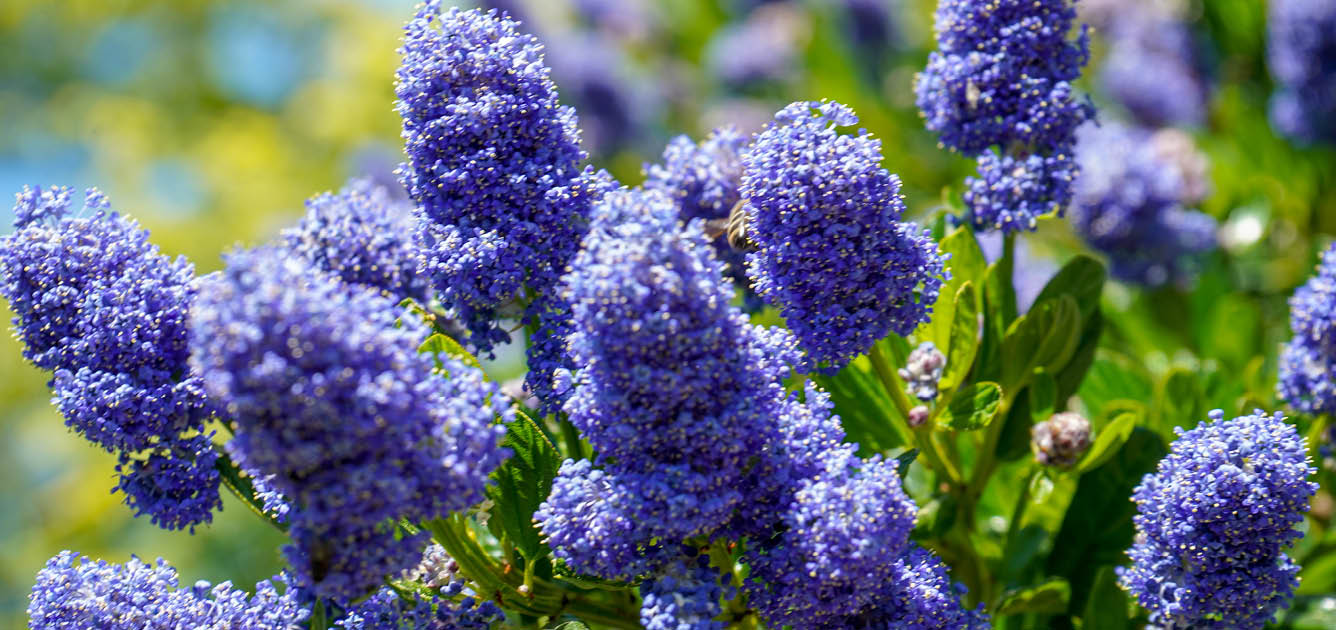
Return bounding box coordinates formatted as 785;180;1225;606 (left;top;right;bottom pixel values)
2;0;1333;627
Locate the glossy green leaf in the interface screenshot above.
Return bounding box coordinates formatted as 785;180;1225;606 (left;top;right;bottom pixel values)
940;282;979;391
996;578;1071;616
1077;412;1138;474
894;448;919;478
1055;311;1103;403
1047;428;1167;613
1082;566;1133;630
1032;255;1107;322
1002;296;1082;389
486;411;561;560
911;494;957;540
1029;370;1057;423
814;360;907;453
936;381;1002;431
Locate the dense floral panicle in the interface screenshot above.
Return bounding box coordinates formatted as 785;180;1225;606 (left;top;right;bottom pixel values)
1100;16;1208;128
916;0;1093;155
0;186;220;530
1071;122;1217;286
27;551;308;630
744;454;918;628
1118;410;1317;630
644;127;758;309
963;142;1078;233
846;545;990;629
282;178;426;302
1279;243;1336;414
190;248;507;601
336;586;502;630
741;101;947;369
639;555;727;630
536;459;670;580
1268;0;1336;144
396;3;602;351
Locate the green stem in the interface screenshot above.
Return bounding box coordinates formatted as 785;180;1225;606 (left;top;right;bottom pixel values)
1004;466;1039;554
869;343;962;485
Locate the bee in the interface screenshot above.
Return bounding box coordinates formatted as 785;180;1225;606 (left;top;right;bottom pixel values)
703;201;757;252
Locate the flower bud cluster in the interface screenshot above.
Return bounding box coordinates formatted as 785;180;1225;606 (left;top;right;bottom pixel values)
900;341;947;401
1030;412;1091;469
0;186;221;531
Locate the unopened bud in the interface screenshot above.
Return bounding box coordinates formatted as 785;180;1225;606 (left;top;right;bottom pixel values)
1031;412;1092;468
908;405;931;428
899;341;946;401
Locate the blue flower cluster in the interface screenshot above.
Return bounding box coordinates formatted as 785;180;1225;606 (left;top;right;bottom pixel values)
643;126;758;309
0;186;221;531
336;584;502;630
1279;243;1336;415
1118;410;1317;630
533;188;983;628
916;0;1094;232
536;189;776;578
639;555;728;630
1098;10;1208;129
396;3;608;346
27;551;308;630
282;178;427;303
190;247;508;602
740;101;947;370
1268;0;1336;144
1071;121;1217;286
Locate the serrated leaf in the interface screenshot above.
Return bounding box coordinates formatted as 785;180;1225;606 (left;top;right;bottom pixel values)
486;411;561;560
924;228;987;350
940;282;979;391
1077;411;1138;474
1032;255;1107;322
1047;428;1167;614
1083;565;1132;630
996;578;1071;616
419;333;482;371
937;382;1002;431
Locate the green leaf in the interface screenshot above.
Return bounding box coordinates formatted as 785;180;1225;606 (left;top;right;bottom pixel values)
419;333;482;371
1001;296;1082;389
1047;428;1167;614
912;493;958;540
894;448;919;478
1077;352;1153;417
1158;368;1205;440
940;282;980;391
1083;566;1133;630
1055;311;1103;404
995;578;1071;616
814;360;907;453
486;411;561;560
1077;411;1138;474
936;381;1003;431
1032;255;1107;323
1029;370;1057;423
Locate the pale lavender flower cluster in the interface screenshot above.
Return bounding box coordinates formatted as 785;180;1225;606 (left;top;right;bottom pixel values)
1071;122;1217;286
917;0;1094;232
1030;411;1091;468
0;186;221;531
1118;410;1317;630
1268;0;1336;144
740;101;947;369
900;341;947;401
189;247;508;602
27;551;308;630
281;178;427;303
1279;243;1336;415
